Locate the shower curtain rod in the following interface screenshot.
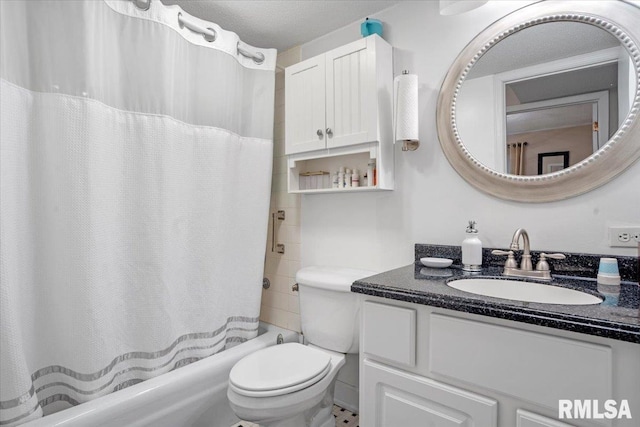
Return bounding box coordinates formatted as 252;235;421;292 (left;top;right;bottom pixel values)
130;0;265;64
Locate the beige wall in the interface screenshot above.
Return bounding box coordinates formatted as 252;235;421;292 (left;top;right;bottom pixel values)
260;47;302;332
507;125;593;176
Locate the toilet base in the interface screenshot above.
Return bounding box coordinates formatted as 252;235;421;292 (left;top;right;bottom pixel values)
259;404;334;427
232;376;338;427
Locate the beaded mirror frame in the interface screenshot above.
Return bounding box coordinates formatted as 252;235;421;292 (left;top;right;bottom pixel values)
436;1;640;202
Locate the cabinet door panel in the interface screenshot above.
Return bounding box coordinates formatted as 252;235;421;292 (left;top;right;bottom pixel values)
429;314;613;413
517;409;576;427
285;56;326;154
362;359;497;427
363;301;416;367
325;38;373;148
381;388;470;427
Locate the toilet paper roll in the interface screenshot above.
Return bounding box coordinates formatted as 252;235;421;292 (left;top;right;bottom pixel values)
394;73;419;142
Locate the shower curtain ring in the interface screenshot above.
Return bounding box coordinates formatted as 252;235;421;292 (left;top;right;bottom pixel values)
178;12;217;43
131;0;150;11
237;42;265;64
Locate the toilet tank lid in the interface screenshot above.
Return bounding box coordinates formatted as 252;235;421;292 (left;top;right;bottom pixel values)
296;266;377;292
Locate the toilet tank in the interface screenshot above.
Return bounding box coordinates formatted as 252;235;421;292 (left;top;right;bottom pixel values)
296;266;376;354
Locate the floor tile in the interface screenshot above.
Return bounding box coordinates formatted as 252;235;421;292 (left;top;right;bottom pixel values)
230;421;259;427
231;404;359;427
332;404;360;427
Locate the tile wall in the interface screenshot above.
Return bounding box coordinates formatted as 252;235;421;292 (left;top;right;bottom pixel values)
260;47;302;332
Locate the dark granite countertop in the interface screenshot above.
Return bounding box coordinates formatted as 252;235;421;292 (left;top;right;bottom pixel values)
351;245;640;344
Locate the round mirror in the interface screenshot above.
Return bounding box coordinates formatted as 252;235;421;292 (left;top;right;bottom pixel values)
437;1;640;202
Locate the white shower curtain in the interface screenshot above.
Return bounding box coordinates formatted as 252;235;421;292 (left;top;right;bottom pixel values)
0;1;275;425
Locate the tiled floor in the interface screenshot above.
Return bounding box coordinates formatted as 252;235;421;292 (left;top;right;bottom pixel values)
230;404;359;427
332;404;360;426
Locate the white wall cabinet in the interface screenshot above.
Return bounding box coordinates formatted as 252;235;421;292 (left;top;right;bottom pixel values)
284;35;393;193
359;298;640;427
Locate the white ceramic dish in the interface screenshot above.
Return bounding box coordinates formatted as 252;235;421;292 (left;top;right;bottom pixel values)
419;267;453;278
420;257;453;268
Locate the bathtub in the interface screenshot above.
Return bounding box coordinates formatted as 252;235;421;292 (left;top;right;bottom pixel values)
24;323;298;427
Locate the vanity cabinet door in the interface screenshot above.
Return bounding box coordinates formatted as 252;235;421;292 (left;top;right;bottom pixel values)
362;359;497;427
362;301;416;367
285;55;326;154
517;409;576;427
324;38;374;149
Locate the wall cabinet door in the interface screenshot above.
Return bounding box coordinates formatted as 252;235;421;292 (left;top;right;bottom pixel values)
285;35;391;156
325;38;374;149
285;55;326;154
362;359;497;427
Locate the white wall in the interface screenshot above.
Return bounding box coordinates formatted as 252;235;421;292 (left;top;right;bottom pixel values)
456;74;500;171
299;1;640;273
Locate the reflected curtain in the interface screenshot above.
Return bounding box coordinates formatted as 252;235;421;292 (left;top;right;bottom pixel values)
507;142;528;175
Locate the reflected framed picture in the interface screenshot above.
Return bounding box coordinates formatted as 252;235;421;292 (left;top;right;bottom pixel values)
538;151;569;175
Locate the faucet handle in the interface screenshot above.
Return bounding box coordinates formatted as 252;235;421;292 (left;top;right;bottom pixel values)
492;250;517;268
492;249;511;255
542;253;566;260
536;253;566;271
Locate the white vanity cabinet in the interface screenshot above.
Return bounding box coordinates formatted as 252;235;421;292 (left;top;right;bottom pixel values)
363;359;498;426
361;301;498;426
284;35;394;193
360;298;640;427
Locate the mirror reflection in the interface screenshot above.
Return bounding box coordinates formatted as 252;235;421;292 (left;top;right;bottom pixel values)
457;22;637;176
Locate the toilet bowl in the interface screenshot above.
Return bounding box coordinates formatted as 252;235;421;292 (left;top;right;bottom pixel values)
227;266;376;427
228;344;345;427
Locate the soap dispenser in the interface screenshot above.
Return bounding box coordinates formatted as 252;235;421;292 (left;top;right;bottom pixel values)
462;220;482;272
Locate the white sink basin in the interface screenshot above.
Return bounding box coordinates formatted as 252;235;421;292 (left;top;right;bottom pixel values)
447;278;602;305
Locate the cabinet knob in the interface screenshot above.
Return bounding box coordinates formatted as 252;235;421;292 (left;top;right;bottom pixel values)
316;129;323;138
326;127;333;137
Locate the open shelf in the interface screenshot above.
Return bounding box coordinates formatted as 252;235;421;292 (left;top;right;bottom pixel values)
290;186;391;195
287;143;393;194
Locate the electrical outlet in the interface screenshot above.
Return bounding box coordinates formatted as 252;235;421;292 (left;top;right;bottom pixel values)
608;226;640;247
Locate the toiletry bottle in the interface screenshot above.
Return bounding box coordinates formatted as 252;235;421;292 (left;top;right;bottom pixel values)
332;171;339;189
462;220;482;272
345;168;352;188
367;159;376;187
338;167;345;189
352;169;360;187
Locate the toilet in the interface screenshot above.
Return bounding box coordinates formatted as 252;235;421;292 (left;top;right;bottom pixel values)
227;266;375;427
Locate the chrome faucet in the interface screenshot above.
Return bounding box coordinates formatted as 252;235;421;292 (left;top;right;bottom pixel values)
492;228;565;281
509;228;532;271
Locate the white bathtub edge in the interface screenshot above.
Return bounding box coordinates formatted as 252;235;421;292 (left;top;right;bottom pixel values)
24;322;298;427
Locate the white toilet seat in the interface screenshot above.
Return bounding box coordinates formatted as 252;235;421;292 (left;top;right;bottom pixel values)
229;343;332;397
227;346;346;427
